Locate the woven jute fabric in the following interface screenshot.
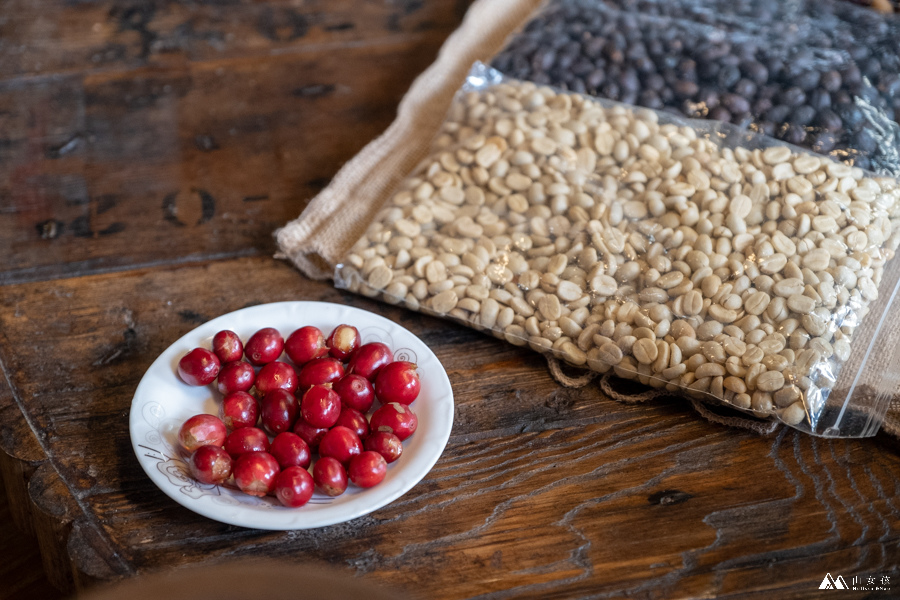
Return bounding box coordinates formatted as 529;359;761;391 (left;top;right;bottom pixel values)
274;0;900;438
886;401;900;436
274;0;545;280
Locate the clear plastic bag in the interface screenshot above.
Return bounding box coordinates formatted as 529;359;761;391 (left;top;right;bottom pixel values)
491;0;900;176
336;63;900;437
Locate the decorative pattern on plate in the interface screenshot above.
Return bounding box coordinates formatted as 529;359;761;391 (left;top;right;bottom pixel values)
138;410;332;508
359;325;418;366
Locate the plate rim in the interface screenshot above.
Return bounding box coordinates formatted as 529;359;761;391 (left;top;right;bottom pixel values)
129;300;454;530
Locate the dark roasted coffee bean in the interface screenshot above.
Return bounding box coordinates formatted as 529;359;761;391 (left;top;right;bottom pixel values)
841;63;863;87
677;58;697;76
661;67;678;85
881;74;900;99
840;104;866;131
633;56;655;73
626;42;648;62
811;131;837;153
586;69;606;89
780;124;807;145
533;49;556;73
697;88;721;110
757;121;776;137
732;78;757;99
583;37;605;59
853;130;878;154
848;45;871;63
794;70;821;92
808;89;832;112
621;69;640;93
859;85;882;105
572;58;595;77
600;81;620;100
709;106;732;123
752;98;773;116
778;87;807;107
741;60;769;85
820;70;842;93
605;44;624;64
815;108;843;132
557;51;577;71
698;60;720;80
721;93;750;115
766;105;792;124
732;112;753;127
789;105;817;127
835;89;854;105
757;84;780;102
643;72;665;92
639;89;663;109
862;57;882;78
765;56;785;77
784;52;813;79
719;53;740;69
717;65;741;90
673;80;699;99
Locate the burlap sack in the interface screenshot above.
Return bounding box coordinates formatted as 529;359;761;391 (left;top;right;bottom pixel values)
275;0;545;280
274;0;900;438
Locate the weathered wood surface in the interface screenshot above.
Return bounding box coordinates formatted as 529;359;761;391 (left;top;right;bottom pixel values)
0;0;469;285
1;256;899;599
3;0;900;598
0;0;470;77
0;475;61;600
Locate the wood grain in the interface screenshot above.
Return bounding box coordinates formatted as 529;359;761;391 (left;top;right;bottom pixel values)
0;1;469;285
1;256;898;598
3;1;900;597
0;475;62;600
0;0;470;77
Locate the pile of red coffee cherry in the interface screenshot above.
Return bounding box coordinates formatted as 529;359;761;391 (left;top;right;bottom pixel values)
176;324;420;508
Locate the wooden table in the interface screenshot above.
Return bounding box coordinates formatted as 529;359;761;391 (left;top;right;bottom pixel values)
2;1;900;598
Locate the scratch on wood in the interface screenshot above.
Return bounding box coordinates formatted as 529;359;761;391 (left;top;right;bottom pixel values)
306;176;332;191
257;7;310;41
36;219;63;239
194;134;219;152
647;490;693;506
162;192;185;227
177;310;208;325
93;309;137;366
195;189;216;224
45;136;82;159
111;4;157;58
292;84;336;98
324;22;354;31
98;222;126;236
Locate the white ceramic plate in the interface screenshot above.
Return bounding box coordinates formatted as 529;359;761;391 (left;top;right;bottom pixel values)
130;301;454;530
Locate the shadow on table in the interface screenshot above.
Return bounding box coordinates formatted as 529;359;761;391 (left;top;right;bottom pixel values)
76;559;415;600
